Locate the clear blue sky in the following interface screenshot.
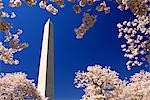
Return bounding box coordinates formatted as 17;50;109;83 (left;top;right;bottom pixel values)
0;1;149;100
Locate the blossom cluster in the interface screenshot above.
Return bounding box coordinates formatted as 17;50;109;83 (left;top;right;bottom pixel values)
95;1;110;14
68;0;111;39
0;72;43;100
69;0;93;14
117;15;150;70
73;5;81;14
1;0;37;8
75;13;97;39
72;1;110;14
74;65;150;100
9;0;37;7
68;0;97;8
116;0;149;16
69;0;111;14
0;0;3;9
121;70;150;100
0;20;28;65
39;0;58;15
0;11;16;18
51;0;65;8
116;0;150;69
39;0;66;15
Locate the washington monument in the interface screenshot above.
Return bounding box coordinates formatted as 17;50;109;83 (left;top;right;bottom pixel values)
37;19;54;100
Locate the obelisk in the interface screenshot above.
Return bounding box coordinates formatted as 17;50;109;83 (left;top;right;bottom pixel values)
37;19;54;100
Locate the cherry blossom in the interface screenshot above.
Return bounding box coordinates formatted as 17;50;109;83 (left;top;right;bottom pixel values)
75;65;150;100
0;72;43;100
116;0;150;69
